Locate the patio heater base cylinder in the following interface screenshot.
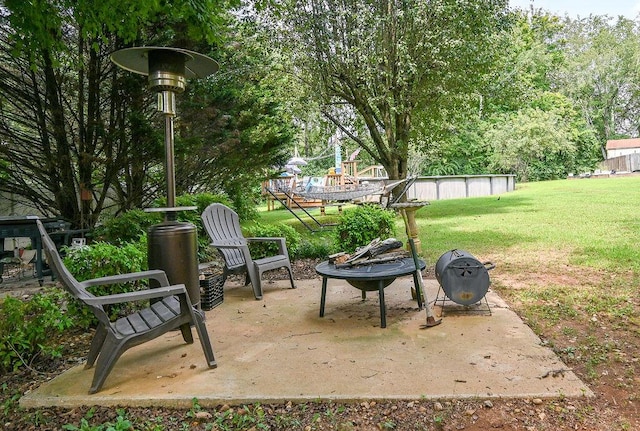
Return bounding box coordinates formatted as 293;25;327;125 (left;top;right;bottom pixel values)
148;221;200;308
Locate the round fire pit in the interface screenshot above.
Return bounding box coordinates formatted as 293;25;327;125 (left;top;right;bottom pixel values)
315;257;426;328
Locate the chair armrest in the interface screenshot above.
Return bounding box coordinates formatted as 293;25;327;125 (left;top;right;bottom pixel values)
80;269;170;289
246;237;286;243
83;284;188;306
210;240;247;249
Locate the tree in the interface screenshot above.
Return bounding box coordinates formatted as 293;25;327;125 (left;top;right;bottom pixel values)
557;16;640;149
270;0;510;233
422;10;600;180
418;10;566;177
0;0;230;227
486;105;574;181
175;19;297;213
478;11;601;180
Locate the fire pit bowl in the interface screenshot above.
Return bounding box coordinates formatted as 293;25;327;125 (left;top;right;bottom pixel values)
346;278;395;291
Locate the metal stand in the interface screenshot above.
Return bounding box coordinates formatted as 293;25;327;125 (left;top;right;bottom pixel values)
434;287;492;316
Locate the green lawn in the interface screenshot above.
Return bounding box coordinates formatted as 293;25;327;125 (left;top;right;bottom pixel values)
422;176;640;272
257;176;640;274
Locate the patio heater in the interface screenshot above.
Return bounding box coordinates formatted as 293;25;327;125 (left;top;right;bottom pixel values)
110;47;218;308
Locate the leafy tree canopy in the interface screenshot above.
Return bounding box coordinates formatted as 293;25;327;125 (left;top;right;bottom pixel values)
270;0;511;183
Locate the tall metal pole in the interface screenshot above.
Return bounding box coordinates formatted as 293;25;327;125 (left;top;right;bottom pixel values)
111;47;218;213
159;90;177;215
165;113;176;208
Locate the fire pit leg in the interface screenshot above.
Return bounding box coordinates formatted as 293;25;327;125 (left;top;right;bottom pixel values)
320;277;328;317
315;259;425;328
378;280;387;328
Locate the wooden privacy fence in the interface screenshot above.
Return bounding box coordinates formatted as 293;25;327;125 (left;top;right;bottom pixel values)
599;154;640;173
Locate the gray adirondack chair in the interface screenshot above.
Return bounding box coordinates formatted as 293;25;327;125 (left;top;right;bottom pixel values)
36;219;216;394
201;203;295;299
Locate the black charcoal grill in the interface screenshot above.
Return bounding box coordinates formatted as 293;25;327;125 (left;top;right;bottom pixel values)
435;249;495;313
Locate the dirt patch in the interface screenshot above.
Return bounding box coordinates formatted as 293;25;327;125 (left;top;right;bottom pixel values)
489;249;640;430
483;247;610;291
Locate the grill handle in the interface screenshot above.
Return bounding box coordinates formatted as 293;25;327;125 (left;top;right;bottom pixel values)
483;261;496;271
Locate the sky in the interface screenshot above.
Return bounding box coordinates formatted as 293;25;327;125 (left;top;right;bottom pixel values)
509;0;640;19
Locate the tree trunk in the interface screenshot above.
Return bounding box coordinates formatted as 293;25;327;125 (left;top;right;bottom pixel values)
42;48;79;224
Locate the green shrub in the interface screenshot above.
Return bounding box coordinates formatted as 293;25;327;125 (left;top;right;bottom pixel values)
63;241;148;328
93;209;161;245
294;235;339;259
0;289;73;373
95;193;231;263
64;241;147;280
334;204;397;252
245;222;302;259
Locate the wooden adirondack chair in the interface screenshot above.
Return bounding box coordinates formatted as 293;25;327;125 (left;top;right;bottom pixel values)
201;203;295;299
36;219;217;394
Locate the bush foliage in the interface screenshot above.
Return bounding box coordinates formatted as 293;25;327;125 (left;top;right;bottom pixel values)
294;235;338;259
62;241;148;328
92;209;161;245
0;289;73;373
94;193;232;262
244;222;302;259
334;204;397;252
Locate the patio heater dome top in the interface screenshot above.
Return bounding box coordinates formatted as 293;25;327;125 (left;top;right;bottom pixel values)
110;46;219;93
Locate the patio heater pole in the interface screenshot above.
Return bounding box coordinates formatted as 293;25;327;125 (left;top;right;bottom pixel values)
160;90;177;212
110;47;218;308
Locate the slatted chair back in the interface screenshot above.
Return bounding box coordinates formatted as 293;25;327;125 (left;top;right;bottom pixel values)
201;203;249;271
36;219;111;327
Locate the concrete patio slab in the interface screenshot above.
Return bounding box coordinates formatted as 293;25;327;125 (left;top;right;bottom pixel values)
20;276;592;409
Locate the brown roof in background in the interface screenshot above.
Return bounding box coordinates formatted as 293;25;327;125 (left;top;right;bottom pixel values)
606;138;640;150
